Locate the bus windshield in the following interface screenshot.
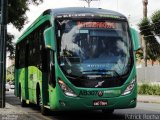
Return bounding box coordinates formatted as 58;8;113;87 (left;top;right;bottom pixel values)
58;20;132;78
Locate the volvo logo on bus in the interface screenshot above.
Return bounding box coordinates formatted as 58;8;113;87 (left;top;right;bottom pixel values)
98;91;103;97
95;81;105;88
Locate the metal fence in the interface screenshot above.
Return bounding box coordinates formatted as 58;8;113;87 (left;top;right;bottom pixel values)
137;66;160;84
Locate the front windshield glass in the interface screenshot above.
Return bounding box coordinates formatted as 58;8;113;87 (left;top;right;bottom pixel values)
58;20;132;78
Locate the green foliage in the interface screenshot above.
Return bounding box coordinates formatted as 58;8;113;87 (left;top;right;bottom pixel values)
138;17;160;63
136;48;143;60
7;33;15;59
138;84;160;95
151;10;160;36
6;65;15;82
7;0;43;58
138;18;151;37
6;73;14;82
8;0;43;31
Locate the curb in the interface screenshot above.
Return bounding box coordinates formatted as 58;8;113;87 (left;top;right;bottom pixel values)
137;95;160;104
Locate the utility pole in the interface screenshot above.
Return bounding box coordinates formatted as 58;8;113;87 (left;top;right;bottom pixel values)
142;0;148;67
0;0;7;108
80;0;100;8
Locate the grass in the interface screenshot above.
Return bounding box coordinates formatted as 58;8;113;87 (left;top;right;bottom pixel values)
138;84;160;96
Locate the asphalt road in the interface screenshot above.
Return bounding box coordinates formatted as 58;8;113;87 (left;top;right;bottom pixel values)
5;90;160;120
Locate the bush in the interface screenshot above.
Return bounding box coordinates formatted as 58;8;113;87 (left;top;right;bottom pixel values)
138;84;160;95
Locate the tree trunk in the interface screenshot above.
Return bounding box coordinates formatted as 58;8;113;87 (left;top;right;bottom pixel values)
143;0;148;18
142;0;148;67
152;60;154;66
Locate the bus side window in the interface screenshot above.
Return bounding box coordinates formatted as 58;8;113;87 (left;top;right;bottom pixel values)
39;28;44;51
33;31;40;67
41;21;52;72
15;45;19;69
38;28;43;70
40;21;55;87
35;31;41;67
49;51;56;87
19;42;25;68
24;39;29;67
26;38;30;67
28;34;33;66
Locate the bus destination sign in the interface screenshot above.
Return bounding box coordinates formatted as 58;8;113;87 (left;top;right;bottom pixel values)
77;21;116;29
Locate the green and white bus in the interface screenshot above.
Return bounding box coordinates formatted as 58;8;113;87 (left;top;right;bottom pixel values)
15;7;140;115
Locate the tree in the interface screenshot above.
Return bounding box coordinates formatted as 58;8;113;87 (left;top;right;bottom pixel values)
7;0;43;58
7;33;15;59
151;10;160;65
6;64;14;82
142;0;148;66
136;48;143;61
138;18;160;65
143;0;148;17
151;10;160;37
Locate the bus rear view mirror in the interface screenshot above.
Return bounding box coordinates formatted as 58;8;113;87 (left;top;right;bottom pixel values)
44;27;55;50
130;28;141;51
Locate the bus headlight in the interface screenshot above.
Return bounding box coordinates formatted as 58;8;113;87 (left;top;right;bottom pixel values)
122;78;136;96
58;80;77;97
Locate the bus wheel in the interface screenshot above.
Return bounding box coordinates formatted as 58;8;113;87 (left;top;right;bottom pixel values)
19;87;27;107
102;109;114;115
37;91;48;115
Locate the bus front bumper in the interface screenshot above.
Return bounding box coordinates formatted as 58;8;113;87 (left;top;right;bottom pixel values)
56;88;137;111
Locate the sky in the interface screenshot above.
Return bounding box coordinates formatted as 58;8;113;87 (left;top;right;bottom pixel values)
8;0;160;42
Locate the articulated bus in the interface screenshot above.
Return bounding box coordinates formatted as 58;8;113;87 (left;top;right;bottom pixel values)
15;7;140;115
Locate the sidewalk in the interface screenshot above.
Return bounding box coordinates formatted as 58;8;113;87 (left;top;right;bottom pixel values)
0;103;51;120
0;103;35;120
0;103;26;114
137;95;160;104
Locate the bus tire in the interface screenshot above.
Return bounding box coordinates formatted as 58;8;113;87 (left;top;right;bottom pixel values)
37;88;48;115
41;104;48;116
102;109;114;115
19;85;27;107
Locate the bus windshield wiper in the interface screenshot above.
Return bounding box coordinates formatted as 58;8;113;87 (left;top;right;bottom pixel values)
82;69;120;77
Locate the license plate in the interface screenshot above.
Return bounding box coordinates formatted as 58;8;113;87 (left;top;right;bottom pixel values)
93;100;107;106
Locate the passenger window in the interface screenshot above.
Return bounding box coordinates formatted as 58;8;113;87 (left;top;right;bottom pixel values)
48;50;56;87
